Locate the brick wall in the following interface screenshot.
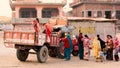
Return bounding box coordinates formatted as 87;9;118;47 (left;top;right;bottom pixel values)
72;3;120;18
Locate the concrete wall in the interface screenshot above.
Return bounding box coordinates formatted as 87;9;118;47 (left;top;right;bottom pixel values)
68;20;116;40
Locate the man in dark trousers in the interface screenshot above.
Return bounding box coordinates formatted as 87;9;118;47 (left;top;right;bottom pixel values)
77;32;84;60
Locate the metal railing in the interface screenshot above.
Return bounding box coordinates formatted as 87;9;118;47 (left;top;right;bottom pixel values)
11;18;34;24
11;18;49;24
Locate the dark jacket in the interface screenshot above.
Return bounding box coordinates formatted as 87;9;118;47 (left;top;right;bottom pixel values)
98;38;105;49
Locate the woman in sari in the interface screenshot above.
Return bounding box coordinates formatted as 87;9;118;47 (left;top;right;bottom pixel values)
77;33;84;60
93;37;101;61
33;18;40;44
106;35;114;60
113;36;120;61
83;35;90;61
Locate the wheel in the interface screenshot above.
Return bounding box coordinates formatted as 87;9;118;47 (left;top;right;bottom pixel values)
48;48;57;57
72;51;78;56
37;46;48;63
16;49;29;61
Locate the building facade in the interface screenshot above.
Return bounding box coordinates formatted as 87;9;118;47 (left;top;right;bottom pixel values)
10;0;66;18
68;17;116;40
70;0;120;19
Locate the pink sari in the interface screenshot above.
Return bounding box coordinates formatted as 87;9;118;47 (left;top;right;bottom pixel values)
83;38;90;60
114;37;120;55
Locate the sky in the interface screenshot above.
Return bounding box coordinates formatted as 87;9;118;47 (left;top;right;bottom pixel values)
63;0;73;12
0;0;12;17
0;0;73;17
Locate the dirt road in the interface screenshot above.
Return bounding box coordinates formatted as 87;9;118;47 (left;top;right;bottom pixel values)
0;37;120;68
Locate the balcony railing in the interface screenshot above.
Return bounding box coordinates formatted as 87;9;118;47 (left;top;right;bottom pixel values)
11;18;49;24
11;18;34;24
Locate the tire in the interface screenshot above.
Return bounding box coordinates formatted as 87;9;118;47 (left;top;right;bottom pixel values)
37;46;48;63
48;48;57;57
17;49;29;61
72;51;78;56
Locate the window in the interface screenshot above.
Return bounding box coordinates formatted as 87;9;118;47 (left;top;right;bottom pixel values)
88;11;92;17
21;11;30;18
20;8;37;18
42;10;51;18
116;11;120;19
82;11;84;17
42;8;59;18
105;11;111;19
97;11;102;17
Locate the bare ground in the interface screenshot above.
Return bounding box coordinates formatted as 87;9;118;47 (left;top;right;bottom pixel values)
0;37;120;68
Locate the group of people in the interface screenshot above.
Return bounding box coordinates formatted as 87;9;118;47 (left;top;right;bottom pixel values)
93;34;120;62
61;31;120;62
33;18;120;62
33;18;53;43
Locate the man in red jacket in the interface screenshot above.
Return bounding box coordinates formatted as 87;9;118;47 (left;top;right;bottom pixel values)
62;34;72;61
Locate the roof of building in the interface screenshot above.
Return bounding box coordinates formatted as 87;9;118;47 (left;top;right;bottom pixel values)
67;17;117;22
10;0;66;10
70;1;120;8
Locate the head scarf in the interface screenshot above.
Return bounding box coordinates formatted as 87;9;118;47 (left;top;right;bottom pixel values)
79;33;83;38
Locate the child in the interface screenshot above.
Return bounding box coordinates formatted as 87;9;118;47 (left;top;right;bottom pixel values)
96;50;104;62
96;49;107;62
